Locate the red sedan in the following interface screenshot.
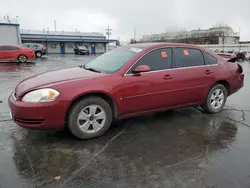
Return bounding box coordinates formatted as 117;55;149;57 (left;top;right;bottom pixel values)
0;44;36;63
9;43;244;139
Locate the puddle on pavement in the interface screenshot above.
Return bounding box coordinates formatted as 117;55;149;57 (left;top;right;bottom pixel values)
0;108;244;187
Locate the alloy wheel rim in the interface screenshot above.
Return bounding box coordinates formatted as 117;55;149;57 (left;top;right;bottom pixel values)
210;89;224;109
37;52;41;57
77;105;106;133
19;56;27;62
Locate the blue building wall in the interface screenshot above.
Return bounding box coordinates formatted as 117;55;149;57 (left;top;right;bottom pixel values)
21;33;117;54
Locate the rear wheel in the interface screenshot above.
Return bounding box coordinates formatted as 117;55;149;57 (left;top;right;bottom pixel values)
67;97;113;139
201;84;227;114
18;55;28;63
35;51;42;58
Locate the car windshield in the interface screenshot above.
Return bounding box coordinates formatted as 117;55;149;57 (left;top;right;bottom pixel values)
84;46;143;73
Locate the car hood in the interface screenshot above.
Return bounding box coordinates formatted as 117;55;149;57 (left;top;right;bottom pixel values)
16;67;104;95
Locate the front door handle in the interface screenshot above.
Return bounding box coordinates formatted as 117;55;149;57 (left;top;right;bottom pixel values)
163;74;174;80
204;70;213;75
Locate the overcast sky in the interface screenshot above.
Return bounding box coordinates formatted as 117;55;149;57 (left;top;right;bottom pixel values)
1;0;250;41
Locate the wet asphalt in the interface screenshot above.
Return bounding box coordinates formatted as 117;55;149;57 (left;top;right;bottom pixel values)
0;55;250;188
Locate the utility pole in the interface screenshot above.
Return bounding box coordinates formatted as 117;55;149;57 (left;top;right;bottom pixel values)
134;27;136;41
106;26;112;43
54;20;57;31
16;16;19;24
222;31;225;52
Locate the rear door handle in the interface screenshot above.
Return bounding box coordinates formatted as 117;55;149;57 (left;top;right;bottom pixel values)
163;74;174;80
204;70;213;75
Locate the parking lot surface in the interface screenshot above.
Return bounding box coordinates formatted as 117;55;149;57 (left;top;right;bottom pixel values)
0;55;250;188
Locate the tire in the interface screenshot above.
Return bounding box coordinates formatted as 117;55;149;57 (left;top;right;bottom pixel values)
35;51;42;58
201;84;228;114
67;96;113;139
18;55;28;63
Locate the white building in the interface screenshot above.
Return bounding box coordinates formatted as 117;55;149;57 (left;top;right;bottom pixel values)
0;23;21;45
141;26;239;45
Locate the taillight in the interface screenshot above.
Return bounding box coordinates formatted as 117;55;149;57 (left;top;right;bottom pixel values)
237;63;243;74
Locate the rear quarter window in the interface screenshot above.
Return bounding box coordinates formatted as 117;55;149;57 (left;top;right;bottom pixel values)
204;52;218;65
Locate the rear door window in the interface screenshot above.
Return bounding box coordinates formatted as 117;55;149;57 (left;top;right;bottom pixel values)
204;52;218;65
0;46;20;50
174;48;205;68
128;48;172;73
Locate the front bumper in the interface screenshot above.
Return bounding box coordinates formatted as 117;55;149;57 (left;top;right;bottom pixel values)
8;95;67;130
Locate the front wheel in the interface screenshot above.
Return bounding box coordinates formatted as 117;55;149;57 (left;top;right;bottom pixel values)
35;51;42;58
201;84;228;114
67;97;113;139
18;55;28;63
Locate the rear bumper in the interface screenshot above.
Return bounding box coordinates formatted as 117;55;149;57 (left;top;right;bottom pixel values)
8;95;68;130
229;74;244;95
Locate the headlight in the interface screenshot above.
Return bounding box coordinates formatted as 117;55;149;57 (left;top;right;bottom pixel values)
22;88;60;103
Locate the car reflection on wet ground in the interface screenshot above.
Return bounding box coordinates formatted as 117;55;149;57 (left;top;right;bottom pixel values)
0;55;250;188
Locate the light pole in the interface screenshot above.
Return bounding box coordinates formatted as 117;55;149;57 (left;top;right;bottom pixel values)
237;25;241;52
16;16;19;24
134;27;136;41
54;20;57;31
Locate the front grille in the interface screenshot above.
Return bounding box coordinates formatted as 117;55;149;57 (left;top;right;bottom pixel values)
15;118;44;124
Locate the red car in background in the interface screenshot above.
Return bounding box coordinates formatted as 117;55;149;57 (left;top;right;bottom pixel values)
0;44;36;63
9;43;244;139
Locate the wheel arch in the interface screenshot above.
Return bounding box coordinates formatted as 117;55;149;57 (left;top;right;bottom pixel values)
65;91;118;125
215;80;230;95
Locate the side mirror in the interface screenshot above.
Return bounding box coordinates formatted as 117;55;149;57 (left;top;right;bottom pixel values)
132;65;151;74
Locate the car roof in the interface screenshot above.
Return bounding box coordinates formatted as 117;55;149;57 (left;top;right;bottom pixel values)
127;43;202;50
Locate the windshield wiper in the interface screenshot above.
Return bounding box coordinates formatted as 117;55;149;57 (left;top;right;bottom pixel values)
83;65;101;73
